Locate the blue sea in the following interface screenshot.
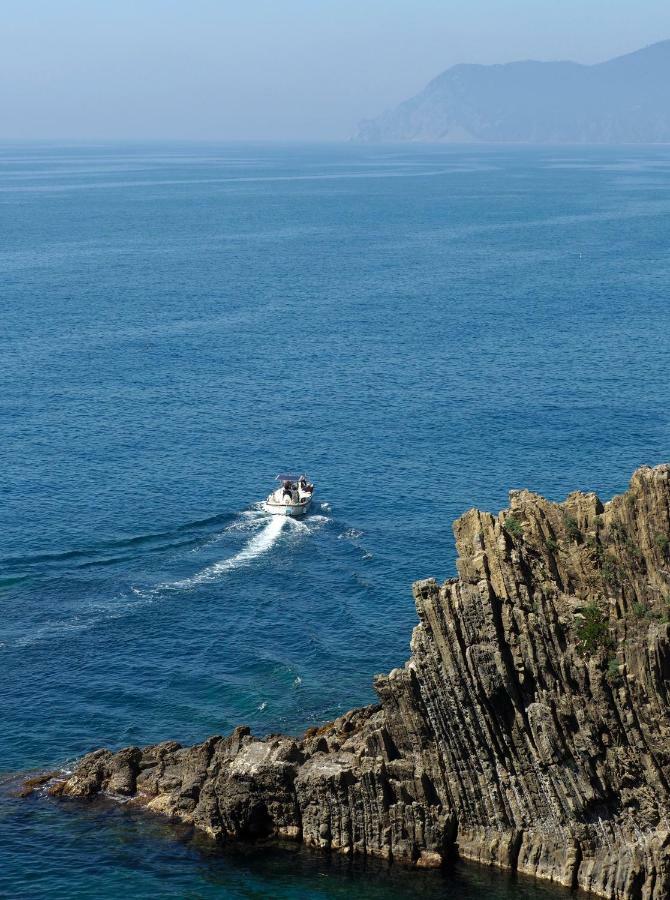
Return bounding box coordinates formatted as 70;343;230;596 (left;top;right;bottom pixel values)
2;142;669;899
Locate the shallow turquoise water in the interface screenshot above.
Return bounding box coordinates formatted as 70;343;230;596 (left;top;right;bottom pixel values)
2;142;669;897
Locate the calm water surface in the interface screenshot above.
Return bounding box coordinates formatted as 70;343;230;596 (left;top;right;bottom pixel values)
2;142;669;898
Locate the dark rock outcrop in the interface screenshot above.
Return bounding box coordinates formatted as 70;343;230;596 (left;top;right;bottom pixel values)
39;465;670;898
356;40;670;144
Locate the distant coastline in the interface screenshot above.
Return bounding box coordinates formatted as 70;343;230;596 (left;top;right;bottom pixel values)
356;39;670;144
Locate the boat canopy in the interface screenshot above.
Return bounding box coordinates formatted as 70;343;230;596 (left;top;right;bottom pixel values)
276;473;307;482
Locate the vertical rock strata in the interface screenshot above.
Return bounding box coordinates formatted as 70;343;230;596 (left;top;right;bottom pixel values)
46;465;670;898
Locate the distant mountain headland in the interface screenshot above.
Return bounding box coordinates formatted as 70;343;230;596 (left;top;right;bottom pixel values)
356;40;670;143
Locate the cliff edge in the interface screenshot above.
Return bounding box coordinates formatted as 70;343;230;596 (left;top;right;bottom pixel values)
38;465;670;898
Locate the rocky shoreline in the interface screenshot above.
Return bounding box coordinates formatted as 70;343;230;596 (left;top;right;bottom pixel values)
30;465;670;898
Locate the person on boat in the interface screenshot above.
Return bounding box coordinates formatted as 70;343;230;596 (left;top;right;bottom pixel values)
282;480;294;501
299;476;313;495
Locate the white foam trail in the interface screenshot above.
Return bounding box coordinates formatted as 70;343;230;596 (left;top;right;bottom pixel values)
166;515;287;589
338;527;363;540
286;517;309;534
285;514;329;540
12;510;314;646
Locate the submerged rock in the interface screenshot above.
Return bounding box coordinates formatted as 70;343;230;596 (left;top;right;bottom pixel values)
38;465;670;898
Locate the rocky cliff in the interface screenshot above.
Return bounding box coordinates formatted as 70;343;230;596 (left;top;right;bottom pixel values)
356;40;670;143
37;465;670;898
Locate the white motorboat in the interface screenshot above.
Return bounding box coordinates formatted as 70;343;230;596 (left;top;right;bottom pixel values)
263;474;314;517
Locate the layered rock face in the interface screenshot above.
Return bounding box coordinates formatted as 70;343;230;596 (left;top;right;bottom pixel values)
44;466;670;898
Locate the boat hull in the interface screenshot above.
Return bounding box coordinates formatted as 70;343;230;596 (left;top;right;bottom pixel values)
263;498;311;517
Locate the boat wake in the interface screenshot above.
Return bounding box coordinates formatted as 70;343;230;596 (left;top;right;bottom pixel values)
0;512;237;577
7;507;334;648
164;514;288;590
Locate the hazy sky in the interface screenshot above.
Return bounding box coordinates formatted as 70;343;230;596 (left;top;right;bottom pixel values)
2;0;670;140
